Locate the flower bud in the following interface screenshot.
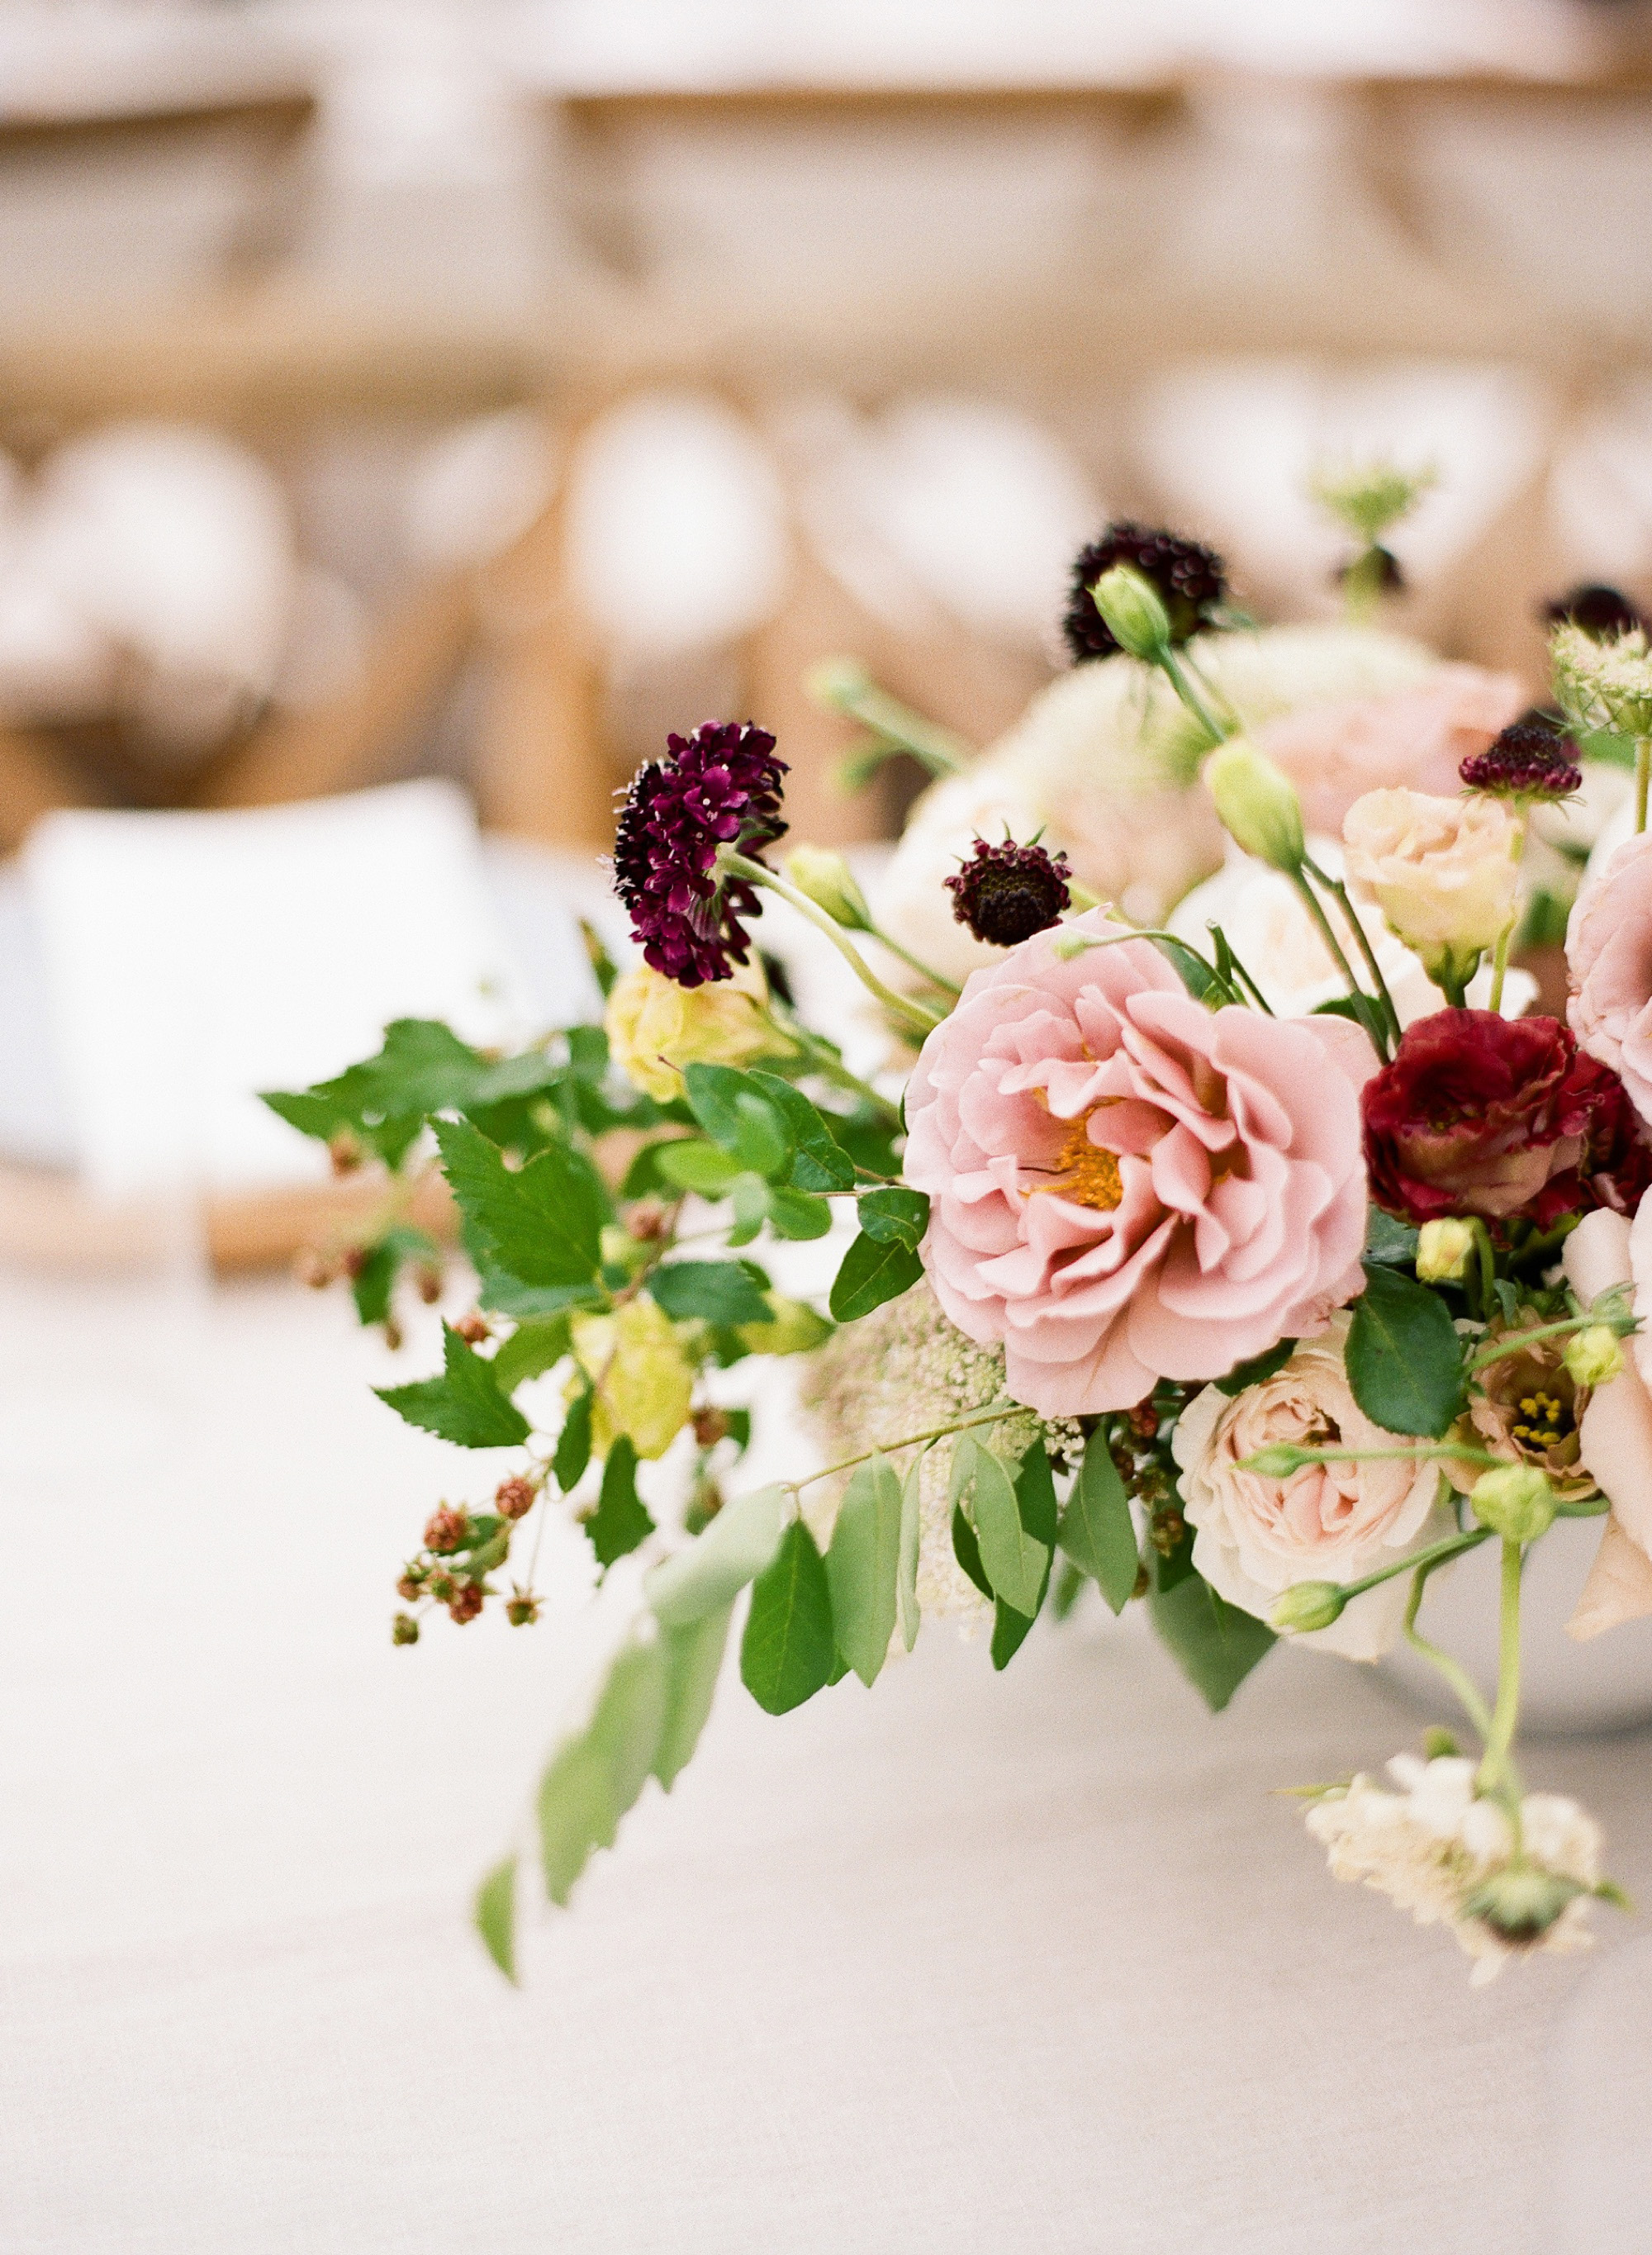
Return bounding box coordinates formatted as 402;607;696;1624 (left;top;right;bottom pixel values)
495;1474;536;1521
1243;1444;1312;1479
1089;564;1172;661
1270;1580;1346;1633
601;1222;653;1275
782;845;871;931
1461;1861;1583;1943
505;1593;540;1627
392;1612;420;1646
1564;1325;1625;1390
1203;739;1306;873
423;1504;470;1555
1417;1218;1475;1284
1469;1463;1557;1543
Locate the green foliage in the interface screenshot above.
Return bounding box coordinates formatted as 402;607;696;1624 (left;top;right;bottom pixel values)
644;1483;789;1627
474;1856;518;1982
990;1444;1059;1669
1364;1208;1421;1267
538;1638;670;1906
825;1454;902;1687
653;1606;733;1789
855;1187;929;1248
1346;1259;1464;1438
554;1385;593;1491
681;1063;797;1179
1150;933;1236;1006
1148;1559;1275;1711
829;1229;924;1321
585;1436;654;1568
653;1139;747;1195
375;1323;532;1448
1315;993;1392;1052
646;1260;772;1327
1215;1338;1296;1397
490;1317;572;1394
349;1224;436;1327
740;1520;837;1715
766;1186;834;1240
895;1450;923;1652
952;1503;992;1598
434;1118;607;1304
747;1071;857;1191
1059;1429;1139;1614
951;1435;1047;1620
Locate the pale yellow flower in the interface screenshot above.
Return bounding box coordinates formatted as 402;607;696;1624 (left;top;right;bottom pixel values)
605;959;793;1103
572;1297;695;1461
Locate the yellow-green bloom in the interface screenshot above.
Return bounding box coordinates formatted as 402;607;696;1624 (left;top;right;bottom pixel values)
572;1298;695;1461
605;960;794;1104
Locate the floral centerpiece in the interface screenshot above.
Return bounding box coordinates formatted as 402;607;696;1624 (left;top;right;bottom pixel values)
272;489;1652;1985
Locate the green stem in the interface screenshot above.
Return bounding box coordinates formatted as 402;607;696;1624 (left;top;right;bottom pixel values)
1405;1552;1495;1745
1435;963;1469;1010
1302;857;1400;1053
813;663;973;780
1341;544;1389;626
1638;737;1650;838
1469;1218;1497;1324
1477;1539;1526;1798
1156;645;1232;744
785;1025;904;1132
1287;870;1367;1011
795;1403;1023;1494
724;852;942;1043
862;921;961;997
1487;812;1526;1015
1467;1309;1619;1374
1336;1522;1493;1602
1238;1442;1502;1473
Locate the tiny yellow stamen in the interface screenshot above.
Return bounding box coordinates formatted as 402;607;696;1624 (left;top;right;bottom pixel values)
1032;1113;1123;1213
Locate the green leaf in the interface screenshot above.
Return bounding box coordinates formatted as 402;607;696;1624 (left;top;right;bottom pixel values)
539;1638;670;1906
1150;934;1233;1005
990;1443;1060;1669
1346;1260;1464;1439
1149;1564;1275;1711
953;1436;1047;1617
653;1605;733;1790
724;1408;752;1455
952;1502;992;1598
747;1072;857;1191
730;1090;793;1179
1364;1208;1421;1267
585;1436;654;1568
263;1017;488;1166
825;1454;902;1687
990;1597;1037;1669
647;1260;772;1327
653;1140;747;1196
435;1118;605;1290
644;1483;790;1626
681;1065;790;1178
1314;992;1391;1051
1059;1430;1139;1614
740;1520;837;1715
474;1855;518;1982
375;1323;532;1448
554;1386;593;1491
491;1317;571;1393
729;1174;770;1244
855;1187;930;1249
896;1450;924;1652
828;1230;923;1322
766;1187;833;1240
1215;1338;1296;1397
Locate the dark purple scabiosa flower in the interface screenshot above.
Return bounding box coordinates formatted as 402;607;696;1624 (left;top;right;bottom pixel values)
612;720;788;985
1460;719;1582;800
946;837;1072;947
1062;522;1227;663
1543;583;1647;640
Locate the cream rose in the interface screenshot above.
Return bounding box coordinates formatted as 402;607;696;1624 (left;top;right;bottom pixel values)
1343;787;1521;987
1173;1322;1455;1660
605;958;791;1102
1560;1205;1652;1638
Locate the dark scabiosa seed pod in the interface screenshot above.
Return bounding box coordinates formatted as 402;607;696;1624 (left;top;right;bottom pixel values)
1460;719;1583;800
611;719;788;985
946;837;1072;947
1543;583;1647;641
1062;521;1227;663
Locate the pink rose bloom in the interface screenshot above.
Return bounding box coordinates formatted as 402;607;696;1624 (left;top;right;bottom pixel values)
1562;1206;1652;1640
903;910;1377;1416
1568;828;1652;1130
1258;666;1525;837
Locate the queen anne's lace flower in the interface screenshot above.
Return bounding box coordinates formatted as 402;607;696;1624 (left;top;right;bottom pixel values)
1553;621;1652;741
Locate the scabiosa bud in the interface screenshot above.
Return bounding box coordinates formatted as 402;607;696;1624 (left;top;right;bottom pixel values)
495;1474;536;1521
392;1612;420;1646
1460;719;1582;800
611;719;788;985
1544;582;1647;641
946;836;1072;947
1063;521;1226;662
423;1505;470;1555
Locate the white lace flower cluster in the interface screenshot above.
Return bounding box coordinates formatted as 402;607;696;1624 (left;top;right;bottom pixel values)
1305;1753;1606;1983
1553;620;1652;740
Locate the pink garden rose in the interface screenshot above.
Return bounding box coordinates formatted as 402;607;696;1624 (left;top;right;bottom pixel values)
1259;666;1525;837
903;910;1376;1416
1561;1207;1652;1640
1568;828;1652;1131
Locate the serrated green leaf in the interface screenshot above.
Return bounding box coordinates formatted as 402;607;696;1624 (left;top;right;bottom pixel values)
653;1605;733;1790
828;1230;923;1321
654;1140;747;1195
1059;1429;1138;1612
1346;1260;1464;1439
766;1186;833;1240
1148;1564;1275;1711
644;1483;790;1626
680;1063;791;1168
826;1454;902;1687
375;1323;532;1448
554;1386;593;1491
647;1260;772;1327
474;1855;518;1982
491;1317;571;1393
1215;1337;1296;1398
740;1520;836;1715
435;1118;605;1289
855;1187;930;1249
896;1450;924;1651
954;1436;1047;1617
585;1436;654;1568
747;1072;856;1191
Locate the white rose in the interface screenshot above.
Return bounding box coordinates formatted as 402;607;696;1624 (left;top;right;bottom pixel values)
1173;1321;1455;1660
1343;788;1521;985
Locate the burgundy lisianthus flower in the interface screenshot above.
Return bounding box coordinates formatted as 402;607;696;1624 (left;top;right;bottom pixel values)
1363;1009;1652;1230
612;720;787;985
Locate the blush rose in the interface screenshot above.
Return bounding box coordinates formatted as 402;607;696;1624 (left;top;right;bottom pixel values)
1568;828;1652;1132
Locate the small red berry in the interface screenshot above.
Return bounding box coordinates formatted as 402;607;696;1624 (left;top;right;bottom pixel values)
424;1505;470;1555
495;1475;535;1521
448;1581;484;1626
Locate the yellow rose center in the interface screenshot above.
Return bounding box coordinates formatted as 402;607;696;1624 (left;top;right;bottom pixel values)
1034;1113;1123;1213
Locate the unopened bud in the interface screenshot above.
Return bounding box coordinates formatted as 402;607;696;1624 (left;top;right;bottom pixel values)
454;1310;491;1346
415;1264;443;1306
1270;1579;1346;1633
392;1612;420;1646
1089;564;1171;661
601;1222;653;1274
1461;1860;1583;1943
382;1319;403;1352
396;1569;425;1602
294;1246;337;1290
1470;1463;1556;1544
1244;1444;1311;1479
423;1505;470;1555
627;1199;668;1242
1417;1218;1475;1285
505;1592;540;1627
783;844;871;931
691;1407;731;1448
447;1581;484;1626
1564;1324;1625;1390
1204;738;1306;872
495;1474;536;1520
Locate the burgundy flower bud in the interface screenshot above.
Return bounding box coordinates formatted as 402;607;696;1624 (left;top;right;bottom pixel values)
1460;719;1582;800
1543;582;1647;641
495;1474;536;1521
447;1581;484;1626
1063;522;1226;663
1363;1010;1652;1230
946;837;1072;947
396;1569;425;1602
423;1505;470;1555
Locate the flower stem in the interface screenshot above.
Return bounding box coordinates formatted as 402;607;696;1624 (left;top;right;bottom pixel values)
723;852;942;1042
1476;1539;1526;1799
1487;810;1526;1015
1467;1308;1626;1374
1405;1551;1495;1745
1302;857;1401;1053
862;921;961;997
812;665;972;781
794;1403;1023;1493
1238;1442;1502;1473
1336;1522;1493;1602
1638;737;1650;837
1287;870;1370;1015
1469;1218;1497;1324
783;1025;905;1132
1156;645;1231;744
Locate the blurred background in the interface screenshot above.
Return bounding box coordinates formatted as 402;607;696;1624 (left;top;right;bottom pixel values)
5;0;1652;1242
